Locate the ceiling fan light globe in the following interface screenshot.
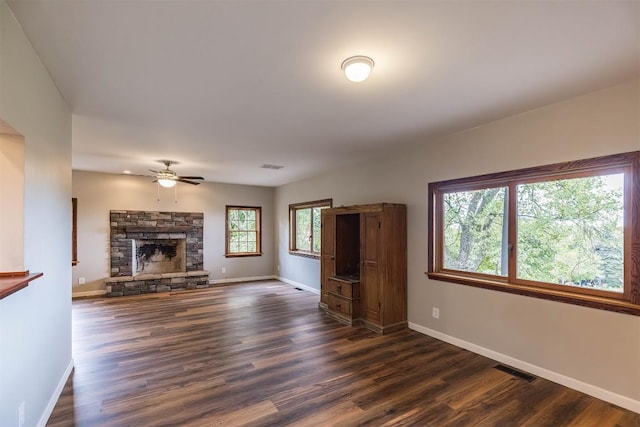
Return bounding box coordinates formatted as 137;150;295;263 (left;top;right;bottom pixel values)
158;178;176;188
341;56;374;82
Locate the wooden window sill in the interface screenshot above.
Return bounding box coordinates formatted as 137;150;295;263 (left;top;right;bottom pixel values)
0;271;44;300
426;271;640;316
224;253;263;258
289;251;320;260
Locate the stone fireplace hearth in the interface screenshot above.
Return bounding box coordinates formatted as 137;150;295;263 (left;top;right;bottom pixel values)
105;210;209;297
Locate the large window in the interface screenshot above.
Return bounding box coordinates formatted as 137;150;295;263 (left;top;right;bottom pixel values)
289;199;332;258
225;206;261;257
428;151;640;315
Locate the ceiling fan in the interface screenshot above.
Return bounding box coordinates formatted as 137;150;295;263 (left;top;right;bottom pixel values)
149;160;204;188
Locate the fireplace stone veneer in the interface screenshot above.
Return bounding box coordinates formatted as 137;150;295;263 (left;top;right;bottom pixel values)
105;271;210;297
107;210;209;297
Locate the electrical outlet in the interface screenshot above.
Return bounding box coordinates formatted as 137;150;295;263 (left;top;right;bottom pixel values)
432;307;440;319
221;267;226;274
78;277;85;285
18;401;25;427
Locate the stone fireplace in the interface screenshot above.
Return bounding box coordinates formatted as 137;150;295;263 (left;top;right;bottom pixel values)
105;210;209;297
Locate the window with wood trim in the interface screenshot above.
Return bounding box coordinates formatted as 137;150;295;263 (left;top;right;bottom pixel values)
72;198;78;266
225;206;262;257
289;199;332;258
428;151;640;315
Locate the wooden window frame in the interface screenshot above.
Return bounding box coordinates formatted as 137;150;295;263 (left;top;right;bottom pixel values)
427;151;640;316
72;198;78;266
225;206;262;257
289;199;332;259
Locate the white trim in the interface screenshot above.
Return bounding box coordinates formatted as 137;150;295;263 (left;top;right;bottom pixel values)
408;322;640;414
277;276;320;295
72;289;107;298
209;275;276;285
37;359;74;427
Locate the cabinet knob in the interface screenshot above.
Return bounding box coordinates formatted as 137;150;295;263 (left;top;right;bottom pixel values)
337;284;342;293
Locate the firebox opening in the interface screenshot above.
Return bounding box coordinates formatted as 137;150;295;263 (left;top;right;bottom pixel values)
134;239;186;275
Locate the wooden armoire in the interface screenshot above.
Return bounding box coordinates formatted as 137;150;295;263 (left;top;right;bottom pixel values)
319;203;407;334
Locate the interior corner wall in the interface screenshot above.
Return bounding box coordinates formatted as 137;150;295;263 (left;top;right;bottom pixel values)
274;79;640;410
0;1;73;426
71;171;275;294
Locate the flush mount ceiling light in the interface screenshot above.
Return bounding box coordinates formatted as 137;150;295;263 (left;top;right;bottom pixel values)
341;55;375;82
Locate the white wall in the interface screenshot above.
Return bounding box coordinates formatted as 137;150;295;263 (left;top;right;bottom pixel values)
72;170;275;293
0;2;73;426
275;79;640;411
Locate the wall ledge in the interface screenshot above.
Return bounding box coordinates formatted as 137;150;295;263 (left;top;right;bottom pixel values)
0;271;43;299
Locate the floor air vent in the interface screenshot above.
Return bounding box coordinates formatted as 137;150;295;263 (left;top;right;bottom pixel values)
493;364;536;382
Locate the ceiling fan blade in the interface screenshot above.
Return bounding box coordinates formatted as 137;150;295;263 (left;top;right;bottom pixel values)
177;176;204;180
148;169;160;174
177;178;201;185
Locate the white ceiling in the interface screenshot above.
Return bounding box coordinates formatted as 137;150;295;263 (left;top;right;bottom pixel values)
6;0;640;187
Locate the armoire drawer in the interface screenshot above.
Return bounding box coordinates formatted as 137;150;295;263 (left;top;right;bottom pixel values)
327;294;353;317
326;277;360;299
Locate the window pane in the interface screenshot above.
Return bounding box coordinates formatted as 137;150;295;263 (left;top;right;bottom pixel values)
227;207;260;255
312;207;322;253
517;173;624;292
296;209;311;251
443;187;507;275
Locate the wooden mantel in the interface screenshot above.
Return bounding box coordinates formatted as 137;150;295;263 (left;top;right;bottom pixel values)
0;271;43;299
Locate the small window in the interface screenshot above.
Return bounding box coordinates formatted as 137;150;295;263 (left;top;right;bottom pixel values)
72;198;78;266
428;151;640;315
289;199;332;258
225;206;261;257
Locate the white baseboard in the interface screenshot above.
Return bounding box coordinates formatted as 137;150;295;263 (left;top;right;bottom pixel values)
408;322;640;414
209;275;277;285
277;276;320;295
72;289;107;298
37;359;74;427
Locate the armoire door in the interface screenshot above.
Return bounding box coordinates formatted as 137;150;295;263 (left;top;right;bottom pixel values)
361;212;381;323
320;212;336;305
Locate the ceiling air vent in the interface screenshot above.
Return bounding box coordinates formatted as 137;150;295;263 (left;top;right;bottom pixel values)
261;164;284;170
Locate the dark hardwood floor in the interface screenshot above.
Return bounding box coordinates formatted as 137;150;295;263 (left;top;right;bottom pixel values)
48;281;639;426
